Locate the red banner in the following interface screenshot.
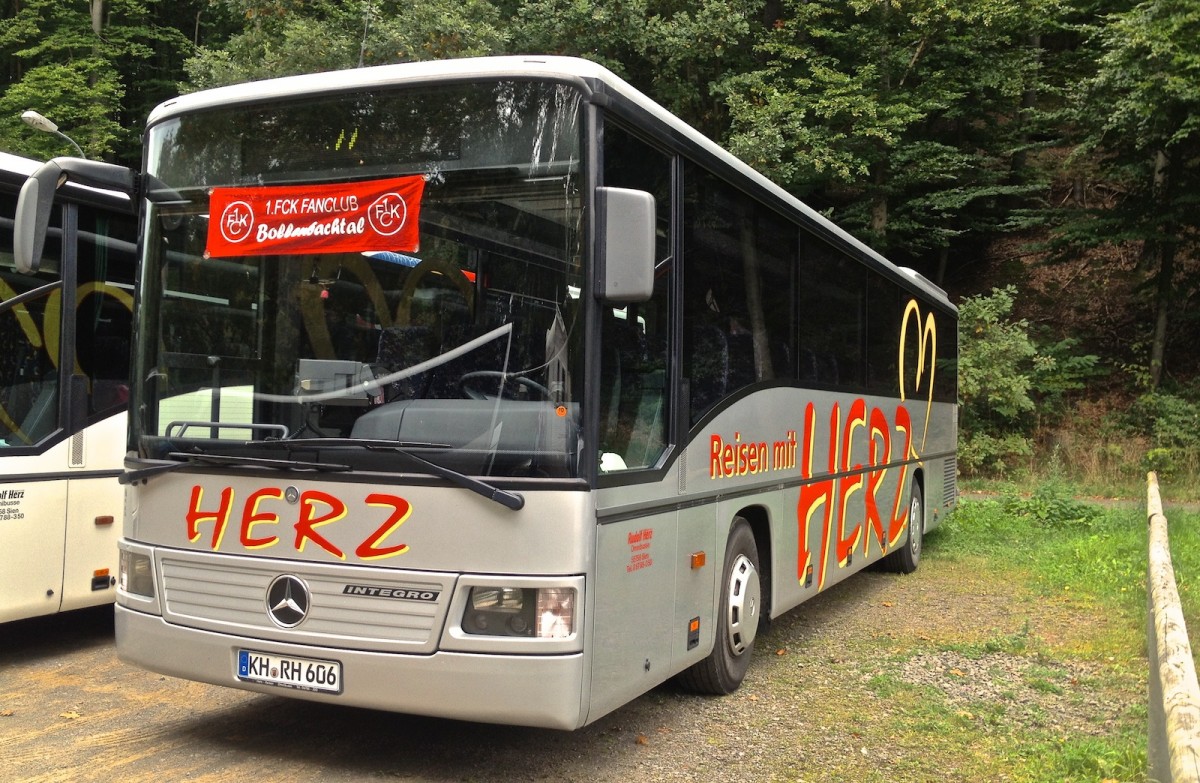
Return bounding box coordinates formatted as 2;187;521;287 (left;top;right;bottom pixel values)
205;175;425;258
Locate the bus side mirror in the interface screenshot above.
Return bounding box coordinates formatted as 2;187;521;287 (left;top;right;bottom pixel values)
14;165;59;274
596;186;655;303
15;158;136;274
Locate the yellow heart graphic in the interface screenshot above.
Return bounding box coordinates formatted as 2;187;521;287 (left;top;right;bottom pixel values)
898;299;937;455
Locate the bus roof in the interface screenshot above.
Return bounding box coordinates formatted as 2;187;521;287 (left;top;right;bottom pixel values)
147;56;955;313
0;151;41;185
0;150;134;213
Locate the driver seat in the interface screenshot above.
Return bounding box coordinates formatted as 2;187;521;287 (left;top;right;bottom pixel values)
376;325;434;400
424;322;514;400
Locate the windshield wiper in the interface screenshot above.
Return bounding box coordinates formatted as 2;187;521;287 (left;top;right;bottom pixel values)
250;437;450;450
120;451;351;484
124;440;524;511
390;447;525;511
249;437;524;511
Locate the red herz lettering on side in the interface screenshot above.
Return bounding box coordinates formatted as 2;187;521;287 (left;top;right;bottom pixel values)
797;400;918;591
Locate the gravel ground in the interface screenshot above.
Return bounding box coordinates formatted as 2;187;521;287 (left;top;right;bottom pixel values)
1;533;1142;783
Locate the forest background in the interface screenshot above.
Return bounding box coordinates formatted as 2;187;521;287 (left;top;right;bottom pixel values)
1;0;1197;498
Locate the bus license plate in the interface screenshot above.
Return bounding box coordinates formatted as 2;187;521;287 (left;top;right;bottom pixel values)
237;649;342;694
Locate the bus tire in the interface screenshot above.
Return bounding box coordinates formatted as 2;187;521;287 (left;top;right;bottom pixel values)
884;481;923;574
677;519;761;695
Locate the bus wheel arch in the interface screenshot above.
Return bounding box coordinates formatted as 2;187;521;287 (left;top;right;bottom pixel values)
677;516;762;695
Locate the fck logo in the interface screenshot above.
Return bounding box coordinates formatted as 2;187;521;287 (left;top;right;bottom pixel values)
367;193;408;236
220;201;255;243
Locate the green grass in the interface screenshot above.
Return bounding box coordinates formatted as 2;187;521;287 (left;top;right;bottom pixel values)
922;479;1200;782
1012;735;1147;783
942;481;1200;627
746;474;1198;783
1025;664;1068;695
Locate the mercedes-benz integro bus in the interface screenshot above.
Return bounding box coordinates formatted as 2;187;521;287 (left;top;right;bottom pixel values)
0;151;136;622
15;57;957;727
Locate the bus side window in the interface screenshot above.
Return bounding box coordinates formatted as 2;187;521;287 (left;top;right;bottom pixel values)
682;162;797;425
799;238;865;392
75;209;137;417
599;122;672;472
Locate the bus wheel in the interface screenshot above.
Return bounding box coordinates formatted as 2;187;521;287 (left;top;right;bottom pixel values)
884;481;923;574
677;519;761;695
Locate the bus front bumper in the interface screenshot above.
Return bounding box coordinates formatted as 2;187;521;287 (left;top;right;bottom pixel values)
115;604;588;730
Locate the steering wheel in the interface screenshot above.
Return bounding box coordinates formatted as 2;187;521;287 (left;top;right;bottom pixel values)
458;370;551;401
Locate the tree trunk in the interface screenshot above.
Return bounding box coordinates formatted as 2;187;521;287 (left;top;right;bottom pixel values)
91;0;105;35
1147;149;1175;390
934;247;949;289
870;160;888;237
1011;34;1041;178
872;3;891;242
1149;242;1174;390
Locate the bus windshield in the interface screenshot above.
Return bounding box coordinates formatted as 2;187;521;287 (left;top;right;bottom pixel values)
133;80;586;479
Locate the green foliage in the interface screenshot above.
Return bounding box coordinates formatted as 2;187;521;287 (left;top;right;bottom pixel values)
1029;336;1104;417
958;286;1037;419
1169;509;1200;619
958;286;1102;476
1127;393;1200;480
719;0;1056;259
0;62;125;159
958;432;1034;479
1084;0;1200;157
508;1;762;139
184;0;509;89
1130;392;1200;450
0;0;193;163
957;286;1037;473
1025;735;1146;783
1000;473;1103;530
1056;0;1200;391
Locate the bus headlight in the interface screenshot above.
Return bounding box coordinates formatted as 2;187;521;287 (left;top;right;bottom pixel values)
464;586;575;638
119;549;155;598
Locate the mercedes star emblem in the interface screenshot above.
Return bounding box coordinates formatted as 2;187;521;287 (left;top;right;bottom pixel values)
266;574;310;628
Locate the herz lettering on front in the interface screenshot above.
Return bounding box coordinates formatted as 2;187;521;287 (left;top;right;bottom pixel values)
185;485;412;561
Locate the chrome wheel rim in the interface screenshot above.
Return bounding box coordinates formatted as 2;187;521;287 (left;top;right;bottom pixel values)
908;494;923;560
725;554;761;655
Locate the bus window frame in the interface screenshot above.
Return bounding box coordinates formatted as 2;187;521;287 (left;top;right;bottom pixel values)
1;186;138;457
593;114;681;489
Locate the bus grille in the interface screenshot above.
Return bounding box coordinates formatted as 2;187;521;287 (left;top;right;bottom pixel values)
943;457;958;506
158;552;455;654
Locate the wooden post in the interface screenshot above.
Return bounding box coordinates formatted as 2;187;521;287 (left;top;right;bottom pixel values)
1147;471;1200;783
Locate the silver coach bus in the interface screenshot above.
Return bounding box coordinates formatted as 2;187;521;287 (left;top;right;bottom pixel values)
15;56;956;728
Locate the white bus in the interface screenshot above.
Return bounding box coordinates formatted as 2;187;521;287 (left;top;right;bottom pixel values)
0;151;137;623
16;56;957;728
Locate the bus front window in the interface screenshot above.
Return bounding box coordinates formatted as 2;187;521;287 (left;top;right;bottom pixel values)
134;81;586;478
